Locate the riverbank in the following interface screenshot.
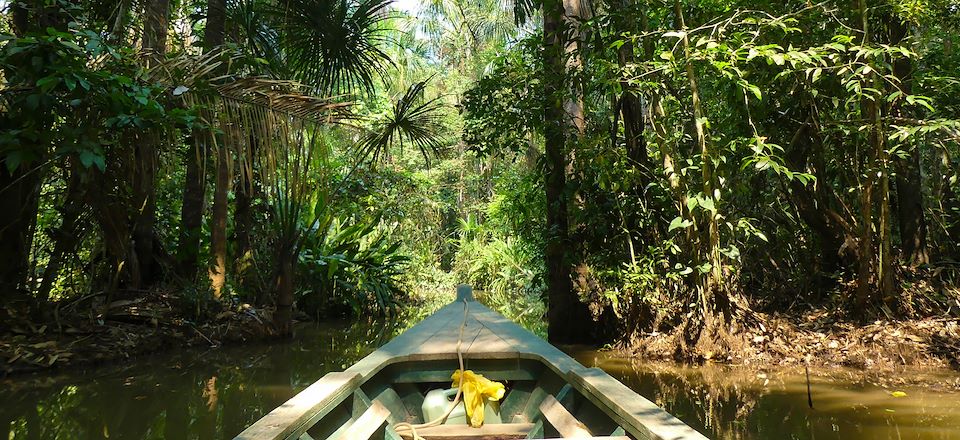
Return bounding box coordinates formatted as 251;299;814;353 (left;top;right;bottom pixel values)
5;288;959;385
0;288;451;378
0;293;277;377
632;307;960;385
3;318;959;440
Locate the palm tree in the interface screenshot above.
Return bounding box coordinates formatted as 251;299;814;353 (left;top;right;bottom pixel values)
174;0;448;328
419;0;519;72
226;0;284;76
271;0;395;94
357;79;448;165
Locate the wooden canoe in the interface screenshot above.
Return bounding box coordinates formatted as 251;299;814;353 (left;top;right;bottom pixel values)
235;286;708;440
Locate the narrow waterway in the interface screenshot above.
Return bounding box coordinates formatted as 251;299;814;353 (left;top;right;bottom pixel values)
2;318;959;439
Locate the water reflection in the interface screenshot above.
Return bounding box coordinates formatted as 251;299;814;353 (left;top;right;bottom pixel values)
0;318;404;440
3;319;960;439
571;351;960;440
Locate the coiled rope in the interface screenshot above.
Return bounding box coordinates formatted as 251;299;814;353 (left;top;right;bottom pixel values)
392;298;469;440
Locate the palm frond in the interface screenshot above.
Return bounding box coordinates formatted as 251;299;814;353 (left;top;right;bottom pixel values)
226;0;284;76
216;78;354;124
272;0;396;95
357;79;447;165
146;49;230;88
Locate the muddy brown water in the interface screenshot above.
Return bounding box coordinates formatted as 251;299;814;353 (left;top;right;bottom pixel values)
2;318;960;439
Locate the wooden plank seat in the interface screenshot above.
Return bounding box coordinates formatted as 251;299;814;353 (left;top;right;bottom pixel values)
538;395;591;438
236;286;709;440
339;401;391;440
542;438;629;440
396;423;535;440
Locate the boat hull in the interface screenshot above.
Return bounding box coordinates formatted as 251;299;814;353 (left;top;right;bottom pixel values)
235;286;708;440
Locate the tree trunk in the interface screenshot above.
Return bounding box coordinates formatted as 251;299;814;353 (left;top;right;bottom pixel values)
614;0;649;169
867;2;895;306
676;0;721;308
142;0;170;57
786;125;862;287
0;163;42;315
178;137;205;281
207;0;229;300
274;251;295;336
86;169;138;294
1;0;65;320
37;162;86;304
543;0;594;344
177;0;226;284
234;134;258;291
12;0;69;35
131;135;158;287
11;1;29;36
210;141;231;300
131;0;170;287
895;147;928;265
889;18;929;266
855;0;878;312
204;0;226;53
856;166;875;311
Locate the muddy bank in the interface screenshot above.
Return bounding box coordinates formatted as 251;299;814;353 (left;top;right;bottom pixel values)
0;294;277;377
5;291;959;385
632;309;960;383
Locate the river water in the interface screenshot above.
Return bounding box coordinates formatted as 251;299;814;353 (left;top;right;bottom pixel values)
2;318;959;439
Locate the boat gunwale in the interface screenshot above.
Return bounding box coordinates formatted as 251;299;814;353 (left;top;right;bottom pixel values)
234;286;708;440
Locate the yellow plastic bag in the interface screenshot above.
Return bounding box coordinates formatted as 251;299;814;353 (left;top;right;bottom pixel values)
451;369;505;427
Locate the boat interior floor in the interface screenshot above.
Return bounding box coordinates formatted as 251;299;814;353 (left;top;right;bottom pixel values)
304;358;633;440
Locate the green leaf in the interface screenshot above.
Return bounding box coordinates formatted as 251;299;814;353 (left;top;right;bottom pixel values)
4;150;23;173
754;157;771;171
668;216;693;232
59;40;82;51
699;196;716;213
36;76;60;93
78;150;105;170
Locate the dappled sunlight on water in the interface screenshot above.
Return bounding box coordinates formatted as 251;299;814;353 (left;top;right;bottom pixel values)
572;350;960;440
0;319;405;440
2;317;959;439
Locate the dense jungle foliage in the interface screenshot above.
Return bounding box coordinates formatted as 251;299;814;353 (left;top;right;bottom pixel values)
1;0;959;359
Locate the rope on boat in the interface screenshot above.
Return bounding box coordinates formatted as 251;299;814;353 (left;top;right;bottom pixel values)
392;298;469;440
